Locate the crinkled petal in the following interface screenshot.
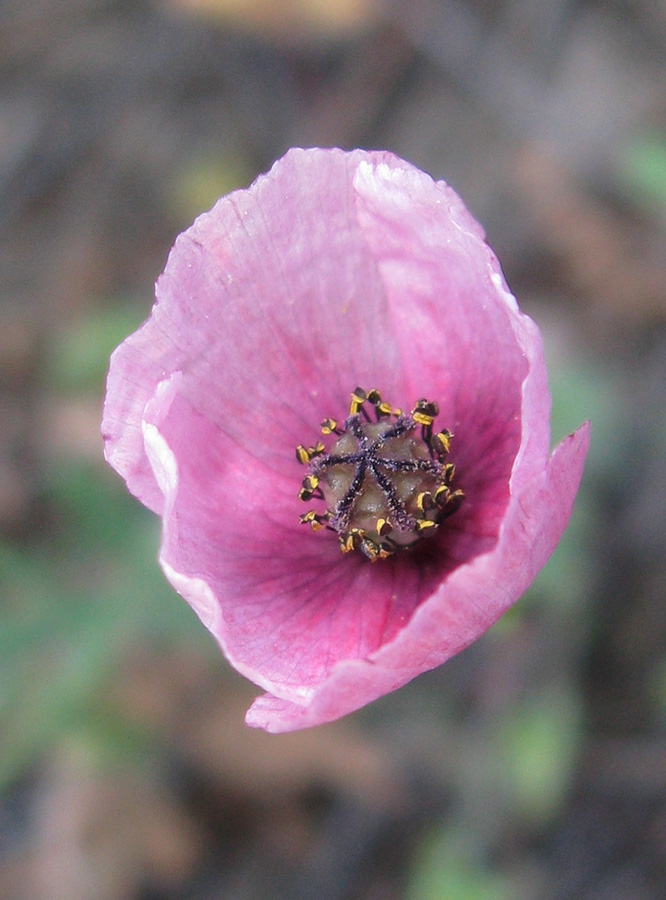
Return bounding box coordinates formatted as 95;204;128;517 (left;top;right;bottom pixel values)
103;148;407;513
141;376;445;701
247;422;590;731
102;147;590;731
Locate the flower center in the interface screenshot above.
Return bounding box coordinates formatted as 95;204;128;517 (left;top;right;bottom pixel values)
296;388;464;561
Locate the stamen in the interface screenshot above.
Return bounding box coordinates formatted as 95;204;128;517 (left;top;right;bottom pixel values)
296;388;464;561
321;418;340;435
367;389;392;419
299;510;329;531
296;442;325;464
432;430;451;458
349;387;368;416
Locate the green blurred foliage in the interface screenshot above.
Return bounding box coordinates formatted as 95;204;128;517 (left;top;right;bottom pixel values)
0;460;208;786
47;301;150;394
0;302;212;788
496;688;583;823
168;153;254;224
406;827;512;900
619;132;666;217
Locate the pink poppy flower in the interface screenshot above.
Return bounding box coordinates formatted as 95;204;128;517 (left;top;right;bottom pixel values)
102;148;589;733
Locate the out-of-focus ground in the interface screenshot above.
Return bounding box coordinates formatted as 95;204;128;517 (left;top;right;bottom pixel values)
2;1;666;898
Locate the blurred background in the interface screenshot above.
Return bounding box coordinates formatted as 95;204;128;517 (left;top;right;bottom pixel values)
2;0;666;898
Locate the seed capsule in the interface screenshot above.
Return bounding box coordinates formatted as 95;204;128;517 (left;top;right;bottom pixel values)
296;388;464;560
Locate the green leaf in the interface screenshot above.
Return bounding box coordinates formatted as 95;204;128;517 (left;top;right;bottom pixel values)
497;689;582;823
406;827;512;900
47;302;148;392
619;133;666;214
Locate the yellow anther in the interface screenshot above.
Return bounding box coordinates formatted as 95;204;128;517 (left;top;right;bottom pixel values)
412;411;435;427
298;474;320;501
378;402;392;417
412;399;439;427
300;510;327;531
416;492;432;514
364;390;394;420
432;430;451;456
340;531;357;554
376;518;391;536
447;489;465;508
303;474;319;491
433;485;450;506
321;418;338;435
297;443;324;463
360;536;381;560
415;519;438;535
349;387;367;415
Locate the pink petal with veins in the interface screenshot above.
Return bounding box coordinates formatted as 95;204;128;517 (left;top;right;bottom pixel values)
102;148;589;731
